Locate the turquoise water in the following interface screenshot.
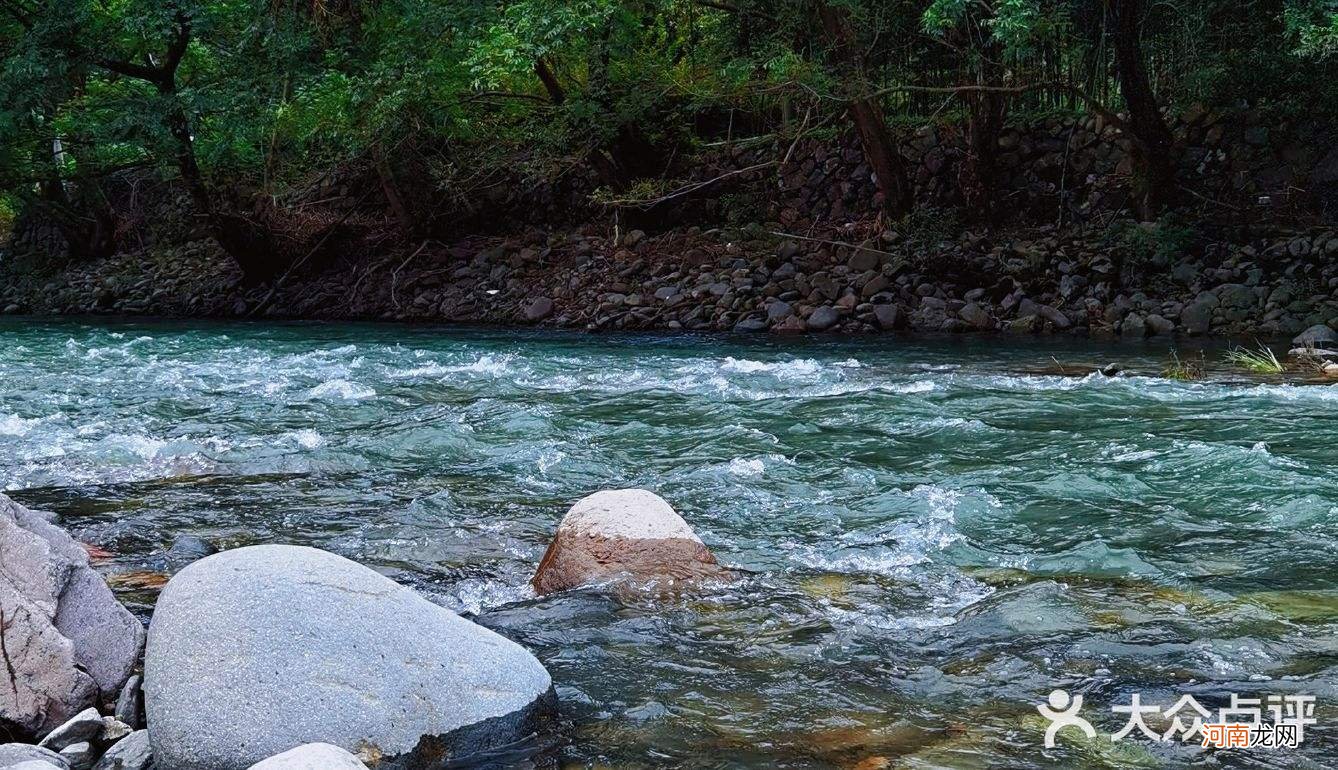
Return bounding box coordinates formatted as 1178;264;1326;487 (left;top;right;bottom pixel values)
1;318;1335;768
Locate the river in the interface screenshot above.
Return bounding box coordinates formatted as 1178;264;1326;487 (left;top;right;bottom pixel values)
1;318;1334;768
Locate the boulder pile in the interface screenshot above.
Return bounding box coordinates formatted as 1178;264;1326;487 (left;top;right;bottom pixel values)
0;493;143;738
2;501;561;770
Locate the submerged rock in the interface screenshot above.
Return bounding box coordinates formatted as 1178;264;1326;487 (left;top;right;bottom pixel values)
166;534;217;566
247;743;368;769
532;489;727;594
145;545;555;770
0;494;145;738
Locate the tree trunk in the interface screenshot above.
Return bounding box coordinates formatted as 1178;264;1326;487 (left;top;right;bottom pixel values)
817;4;913;220
534;58;565;105
953;18;1007;224
162;95;213;221
583;23;634;191
159;81;275;281
961;88;1005;223
1108;0;1175;219
535;57;628;190
28;136;116;260
374;150;416;237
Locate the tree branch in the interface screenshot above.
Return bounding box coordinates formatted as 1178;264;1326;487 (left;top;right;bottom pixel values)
161;8;191;78
97;57;164;83
96;6;191;86
863;82;1136;143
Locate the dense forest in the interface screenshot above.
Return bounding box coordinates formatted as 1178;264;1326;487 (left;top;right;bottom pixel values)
1;1;1337;293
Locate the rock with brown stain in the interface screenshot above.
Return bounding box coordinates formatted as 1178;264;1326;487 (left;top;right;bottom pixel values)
532;489;727;594
106;571;171;592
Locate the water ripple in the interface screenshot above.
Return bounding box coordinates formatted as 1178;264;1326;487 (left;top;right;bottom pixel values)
2;320;1335;768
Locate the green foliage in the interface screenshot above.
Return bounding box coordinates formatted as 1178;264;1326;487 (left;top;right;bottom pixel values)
1108;216;1195;267
0;195;15;240
1224;344;1285;374
1286;1;1338;57
0;0;1334;247
922;0;1054;59
898;206;963;245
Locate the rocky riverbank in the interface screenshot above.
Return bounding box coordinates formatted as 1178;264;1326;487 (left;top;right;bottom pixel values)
0;489;721;770
3;220;1338;344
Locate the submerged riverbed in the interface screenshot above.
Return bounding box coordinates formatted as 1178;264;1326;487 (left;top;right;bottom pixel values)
1;318;1335;768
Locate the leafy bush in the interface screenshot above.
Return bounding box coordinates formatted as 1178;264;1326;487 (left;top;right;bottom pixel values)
1107;216;1196;268
898;206;963;245
0;197;14;243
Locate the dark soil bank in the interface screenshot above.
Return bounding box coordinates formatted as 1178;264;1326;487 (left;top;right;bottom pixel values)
4;111;1337;340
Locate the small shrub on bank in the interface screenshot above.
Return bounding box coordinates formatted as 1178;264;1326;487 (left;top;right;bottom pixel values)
898;206;963;245
1163;350;1206;381
0;196;14;244
1108;215;1196;268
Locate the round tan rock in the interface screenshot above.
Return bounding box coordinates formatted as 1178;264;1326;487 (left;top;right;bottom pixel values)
532;489;726;594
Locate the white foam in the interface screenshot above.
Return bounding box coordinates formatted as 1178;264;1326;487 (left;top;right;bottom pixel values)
103;433;168;459
892;379;936;394
0;414;40;437
450;353;521;376
437;578;534;616
287;429;325;450
720;357;825;376
727;454;794;478
728;458;765;477
305;379;375;401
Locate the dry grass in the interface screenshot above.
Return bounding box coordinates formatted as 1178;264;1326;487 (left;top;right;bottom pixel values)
1162;350;1205;381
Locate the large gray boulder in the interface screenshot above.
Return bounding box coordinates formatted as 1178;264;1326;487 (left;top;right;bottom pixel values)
0;494;144;738
247;743;367;769
531;489;727;594
144;545;555;770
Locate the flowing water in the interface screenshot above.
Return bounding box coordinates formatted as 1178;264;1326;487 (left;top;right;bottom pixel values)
2;318;1336;769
